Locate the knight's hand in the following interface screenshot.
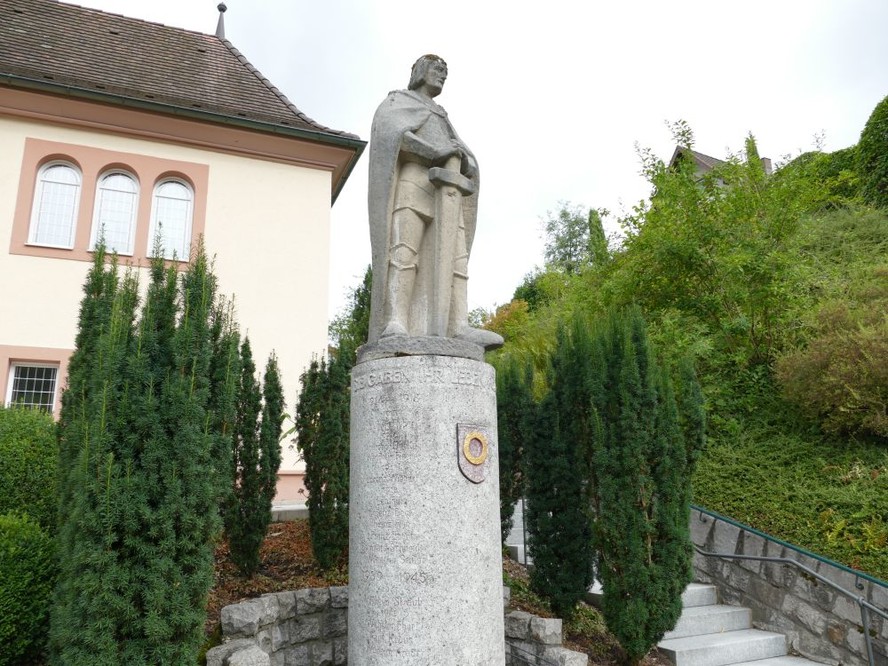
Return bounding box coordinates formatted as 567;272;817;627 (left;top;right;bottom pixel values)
461;154;477;179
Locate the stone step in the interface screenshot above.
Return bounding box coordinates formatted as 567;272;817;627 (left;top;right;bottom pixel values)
683;583;718;608
729;658;826;666
658;628;786;666
271;502;308;522
664;605;752;640
586;583;717;610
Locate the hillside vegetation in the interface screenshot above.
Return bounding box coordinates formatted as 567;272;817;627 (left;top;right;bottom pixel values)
486;116;888;581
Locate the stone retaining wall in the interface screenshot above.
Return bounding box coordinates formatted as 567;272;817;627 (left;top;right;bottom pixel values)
691;507;888;666
206;585;588;666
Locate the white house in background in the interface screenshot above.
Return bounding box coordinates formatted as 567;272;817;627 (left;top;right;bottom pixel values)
0;0;365;500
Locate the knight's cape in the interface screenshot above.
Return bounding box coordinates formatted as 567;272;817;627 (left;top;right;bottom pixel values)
367;89;479;343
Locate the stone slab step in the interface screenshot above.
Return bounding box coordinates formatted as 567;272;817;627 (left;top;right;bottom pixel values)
271;503;308;522
586;583;717;610
658;628;786;666
664;605;752;640
683;583;718;608
729;658;826;666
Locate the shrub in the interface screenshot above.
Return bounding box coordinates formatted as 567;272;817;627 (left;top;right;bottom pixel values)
0;405;57;530
0;512;55;666
525;318;596;621
295;355;350;570
51;246;223;665
588;309;704;665
859;94;888;209
776;297;888;439
224;341;284;576
495;356;533;545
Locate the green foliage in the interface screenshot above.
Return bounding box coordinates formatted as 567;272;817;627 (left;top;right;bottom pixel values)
777;148;860;212
858;94;888;209
0;405;57;530
495;356;533;544
615;134;811;373
587;309;704;665
525;318;596;621
329;266;372;365
543;202;610;274
295;356;350;570
693;416;888;580
224;340;285;575
296;268;370;570
51;245;222;665
776;299;887;439
776;207;888;439
0;512;55;666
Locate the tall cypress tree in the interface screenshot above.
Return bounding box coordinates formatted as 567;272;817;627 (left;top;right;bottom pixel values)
295;355;350;570
495;356;533;545
588;308;705;665
525;319;596;620
51;245;222;665
296;268;370;570
224;340;285;575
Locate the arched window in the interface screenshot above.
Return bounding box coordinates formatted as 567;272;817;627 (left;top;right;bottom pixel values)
28;162;81;248
149;179;194;260
90;171;139;255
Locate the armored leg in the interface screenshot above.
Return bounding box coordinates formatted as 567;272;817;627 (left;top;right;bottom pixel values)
382;208;425;338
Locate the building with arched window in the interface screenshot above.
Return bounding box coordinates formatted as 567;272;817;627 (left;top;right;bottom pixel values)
0;0;365;499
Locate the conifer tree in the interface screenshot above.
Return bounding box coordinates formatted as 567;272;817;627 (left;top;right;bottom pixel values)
495;356;533;545
293;267;370;570
588;308;705;665
208;302;241;508
295;354;350;570
51;245;222;665
224;339;284;575
525;319;596;620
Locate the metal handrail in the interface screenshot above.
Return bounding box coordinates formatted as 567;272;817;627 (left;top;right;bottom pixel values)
692;504;888;589
693;509;887;666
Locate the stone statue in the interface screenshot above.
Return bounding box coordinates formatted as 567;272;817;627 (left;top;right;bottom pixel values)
367;54;503;350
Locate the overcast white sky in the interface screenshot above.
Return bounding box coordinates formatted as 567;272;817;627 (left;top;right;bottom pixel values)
76;0;888;320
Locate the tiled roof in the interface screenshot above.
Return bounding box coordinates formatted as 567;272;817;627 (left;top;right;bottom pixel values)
668;146;726;172
0;0;358;141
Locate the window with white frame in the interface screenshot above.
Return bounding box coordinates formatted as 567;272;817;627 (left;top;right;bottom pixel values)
148;179;194;260
90;171;139;255
28;162;81;248
5;363;59;412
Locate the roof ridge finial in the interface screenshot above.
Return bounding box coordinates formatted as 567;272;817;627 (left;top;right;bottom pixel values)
215;3;227;39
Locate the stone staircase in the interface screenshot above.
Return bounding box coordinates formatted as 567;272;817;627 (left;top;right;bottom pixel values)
656;583;824;666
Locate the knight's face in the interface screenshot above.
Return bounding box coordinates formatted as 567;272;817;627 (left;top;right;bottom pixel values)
423;60;448;95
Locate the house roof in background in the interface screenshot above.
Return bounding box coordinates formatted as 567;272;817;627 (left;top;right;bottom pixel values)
0;0;361;145
668;146;727;172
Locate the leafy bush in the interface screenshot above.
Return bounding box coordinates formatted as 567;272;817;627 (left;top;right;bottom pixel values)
0;512;55;666
859;94;888;209
779;147;860;210
0;405;57;530
776;297;888;439
51;247;224;665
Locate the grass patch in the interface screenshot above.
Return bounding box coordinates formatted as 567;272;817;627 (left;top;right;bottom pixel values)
694;418;888;580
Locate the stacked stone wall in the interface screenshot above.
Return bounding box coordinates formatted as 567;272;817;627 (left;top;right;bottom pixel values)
691;507;888;666
207;585;588;666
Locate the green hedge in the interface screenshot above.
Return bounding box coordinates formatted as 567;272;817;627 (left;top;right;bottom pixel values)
859;94;888;209
0;405;58;530
0;512;56;666
693;424;888;581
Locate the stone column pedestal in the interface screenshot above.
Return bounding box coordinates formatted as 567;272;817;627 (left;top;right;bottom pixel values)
348;353;505;665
